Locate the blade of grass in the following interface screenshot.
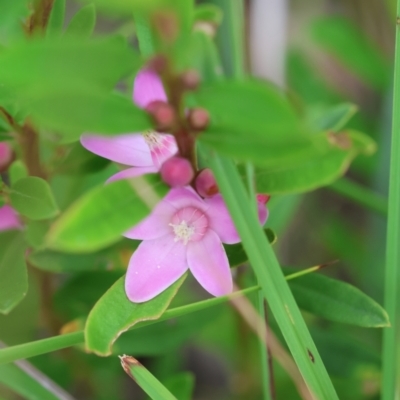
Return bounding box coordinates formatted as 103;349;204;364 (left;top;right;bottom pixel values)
381;2;400;398
120;355;177;400
203;148;338;399
328;177;387;216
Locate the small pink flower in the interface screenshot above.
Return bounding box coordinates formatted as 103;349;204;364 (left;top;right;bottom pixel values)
124;187;268;303
0;205;22;232
80;69;178;183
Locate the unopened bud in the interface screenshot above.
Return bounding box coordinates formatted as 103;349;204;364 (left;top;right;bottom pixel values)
256;194;271;205
146;55;168;75
146;100;176;131
180;70;200;91
195;168;218;198
0;142;13;172
188;108;209;131
160;156;194;187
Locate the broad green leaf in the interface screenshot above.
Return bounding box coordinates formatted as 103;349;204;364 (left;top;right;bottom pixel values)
8;160;28;185
120;355;177;400
0;363;60;400
0;36;139;93
0;0;31;46
307;103;358;132
193;79;319;166
46;0;66;37
252;130;376;194
286;269;389;327
10;177;59;220
26;89;151;139
226;228;276;267
85;274;186;355
0;231;28;314
66;4;96;38
310;17;390;90
47;174;168;252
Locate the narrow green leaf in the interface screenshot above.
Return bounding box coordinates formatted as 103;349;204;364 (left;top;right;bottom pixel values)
46;0;66;37
193;79;319;166
307;102;358;132
252;130;376;194
85;274;186;356
160;373;195;400
203;148;339;399
46;174;168;252
66;4;96;38
8;160;28;185
10;177;59;220
0;231;28;314
285;269;390;327
311;16;390;90
194;4;223;25
120;355;177;400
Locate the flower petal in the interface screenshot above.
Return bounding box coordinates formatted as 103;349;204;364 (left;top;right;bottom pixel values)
0;205;22;231
163;186;205;211
125;234;188;303
80;134;153;167
187;230;233;297
106;166;158;183
204;194;240;244
133;69;167;109
149;134;179;168
124;195;176;240
258;201;269;226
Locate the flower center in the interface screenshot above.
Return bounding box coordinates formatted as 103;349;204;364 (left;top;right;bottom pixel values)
169;206;209;245
142;130;164;150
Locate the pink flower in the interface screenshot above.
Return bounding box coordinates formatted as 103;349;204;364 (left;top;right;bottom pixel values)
124;187;268;303
80;69;178;183
0;205;22;231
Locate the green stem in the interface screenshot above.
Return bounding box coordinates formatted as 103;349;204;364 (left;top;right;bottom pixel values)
382;3;400;399
204;149;338;399
328;178;388;216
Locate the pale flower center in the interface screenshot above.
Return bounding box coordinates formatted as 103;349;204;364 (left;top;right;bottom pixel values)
142;130;164;150
169;206;209;245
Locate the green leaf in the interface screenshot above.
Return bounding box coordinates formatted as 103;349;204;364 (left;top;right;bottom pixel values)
252;130;376;194
226;228;276;267
8;160;28;185
46;0;66;37
161;373;195;400
46;174;168;252
25;220;49;249
0;231;28;314
120;355;177;400
0;362;60;400
27;89;151;139
65;4;96;38
310;16;390;90
0;36;139;92
10;177;59;220
0;0;31;46
85;274;186;356
193;79;318;166
307;103;358;132
194;4;223;25
285;269;389;327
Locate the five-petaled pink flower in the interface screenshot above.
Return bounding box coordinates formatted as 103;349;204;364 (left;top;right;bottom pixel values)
124;187;268;303
80;69;178;182
0;205;22;232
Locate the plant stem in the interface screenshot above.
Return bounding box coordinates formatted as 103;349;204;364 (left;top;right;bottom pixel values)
381;3;400;399
328;178;387;217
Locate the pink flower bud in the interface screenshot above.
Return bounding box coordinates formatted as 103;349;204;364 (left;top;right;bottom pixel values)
160;156;194;187
180;69;200;91
195;168;219;198
0;142;13;172
146;100;176;131
256;194;271;204
188;108;209;131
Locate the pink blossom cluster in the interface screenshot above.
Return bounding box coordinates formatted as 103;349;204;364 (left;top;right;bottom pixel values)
81;70;269;303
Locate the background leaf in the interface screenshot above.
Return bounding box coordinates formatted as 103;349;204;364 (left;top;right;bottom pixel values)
65;4;96;38
0;231;27;314
10;177;59;220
